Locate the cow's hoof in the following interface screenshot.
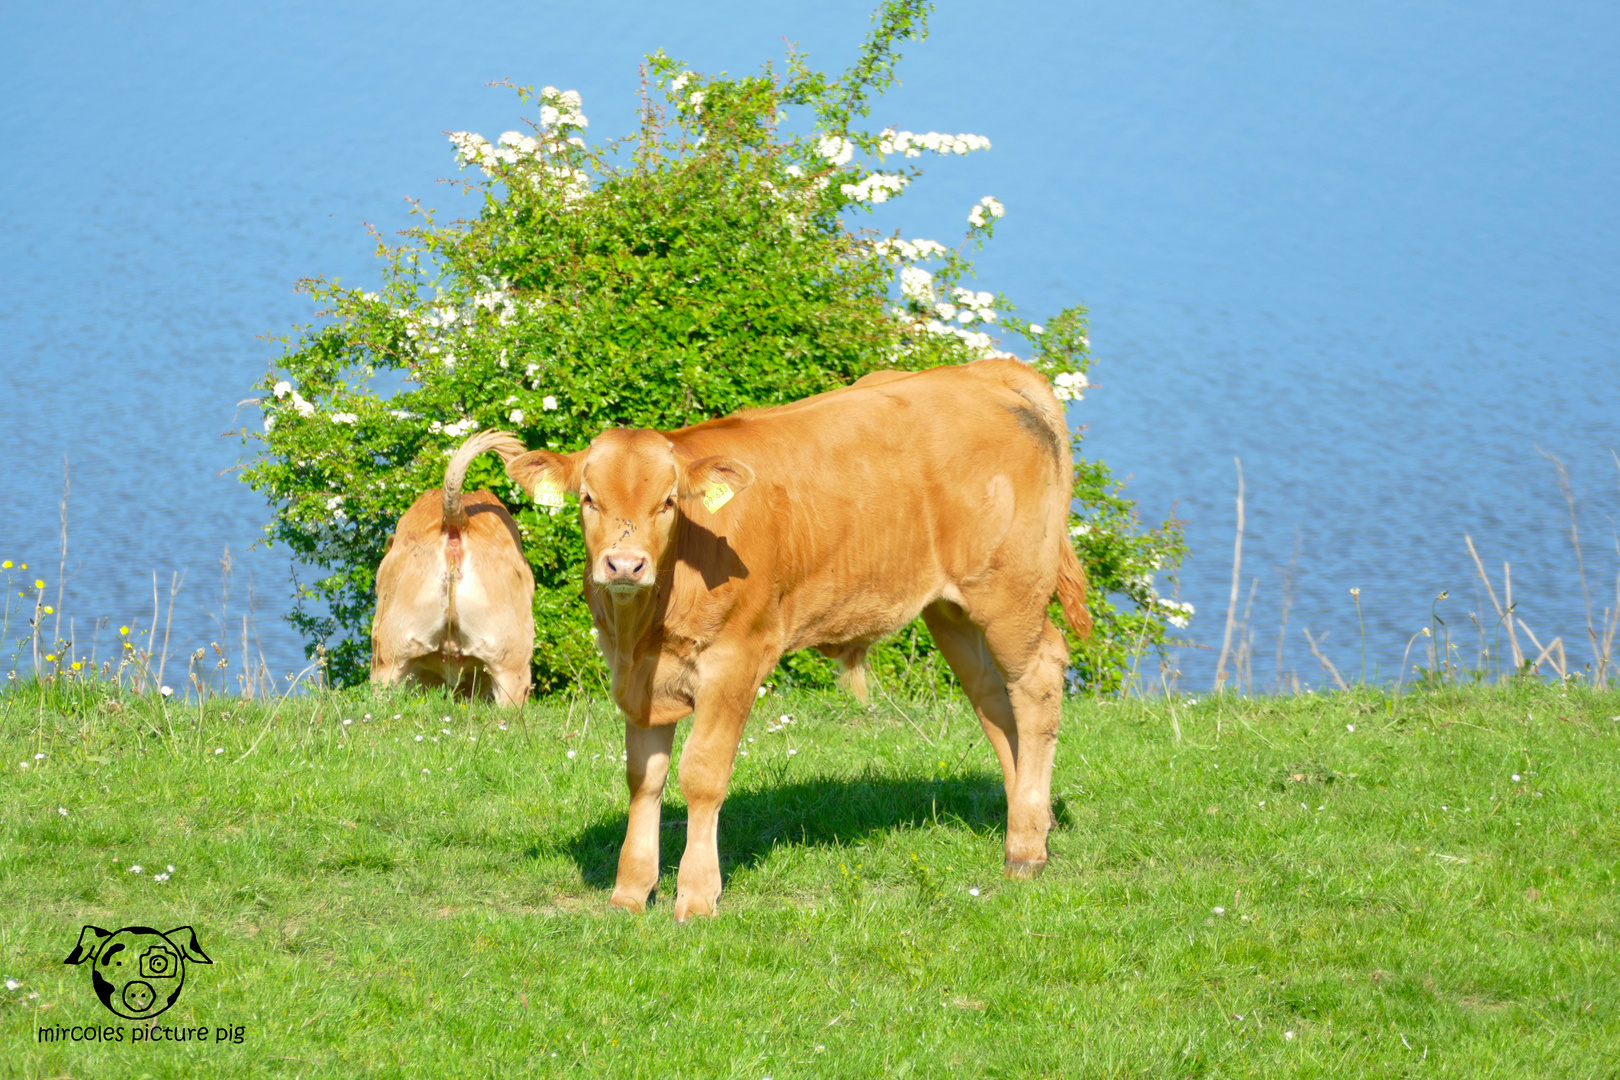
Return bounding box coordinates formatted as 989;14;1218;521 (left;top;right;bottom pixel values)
1004;858;1047;880
672;894;718;923
608;889;649;914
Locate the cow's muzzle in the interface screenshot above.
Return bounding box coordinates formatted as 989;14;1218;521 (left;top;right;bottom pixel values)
597;550;654;594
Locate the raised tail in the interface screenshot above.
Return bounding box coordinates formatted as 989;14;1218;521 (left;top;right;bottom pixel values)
442;429;529;528
1055;538;1093;639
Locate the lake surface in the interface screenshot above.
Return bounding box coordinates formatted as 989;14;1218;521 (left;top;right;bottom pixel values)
2;0;1616;692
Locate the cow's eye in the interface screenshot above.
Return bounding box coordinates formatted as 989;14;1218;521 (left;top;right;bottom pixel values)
580;493;596;511
660;496;676;513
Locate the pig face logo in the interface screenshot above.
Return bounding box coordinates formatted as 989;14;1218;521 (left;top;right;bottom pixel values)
63;925;212;1020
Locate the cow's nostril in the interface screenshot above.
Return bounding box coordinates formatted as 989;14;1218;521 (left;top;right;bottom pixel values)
605;553;648;579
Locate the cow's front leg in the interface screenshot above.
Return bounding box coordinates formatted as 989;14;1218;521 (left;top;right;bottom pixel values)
610;720;676;913
672;671;757;922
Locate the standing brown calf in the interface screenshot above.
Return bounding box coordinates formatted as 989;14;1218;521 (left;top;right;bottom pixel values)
505;359;1090;919
371;429;534;705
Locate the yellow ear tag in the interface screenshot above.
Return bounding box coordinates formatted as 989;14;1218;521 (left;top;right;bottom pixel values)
533;476;566;508
702;481;734;514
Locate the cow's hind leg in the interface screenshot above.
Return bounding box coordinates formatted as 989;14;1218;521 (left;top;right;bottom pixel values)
488;659;530;707
923;601;1019;807
611;721;676;913
924;602;1067;878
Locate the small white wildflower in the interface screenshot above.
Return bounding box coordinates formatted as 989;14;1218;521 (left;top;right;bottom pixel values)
215;748;224;755
415;734;425;742
34;752;44;761
787;748;798;756
5;979;19;991
343;718;353;726
422;767;430;774
1512;773;1521;782
968;887;980;897
130;865;143;874
566;749;577;759
1212;906;1226;916
757;686;768;699
153;872;170;882
441;728;451;735
160;686;174;698
1347;724;1355;732
58;807;68;816
1284;1030;1296;1041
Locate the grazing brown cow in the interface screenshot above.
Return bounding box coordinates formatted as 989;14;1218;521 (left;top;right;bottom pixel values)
371;429;534;706
506;359;1091;919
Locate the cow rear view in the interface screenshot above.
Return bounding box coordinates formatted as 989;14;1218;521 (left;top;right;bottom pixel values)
371;429;534;706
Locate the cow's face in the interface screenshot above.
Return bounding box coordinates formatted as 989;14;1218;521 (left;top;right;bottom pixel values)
507;430;752;600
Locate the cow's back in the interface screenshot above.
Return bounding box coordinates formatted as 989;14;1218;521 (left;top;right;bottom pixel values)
669;360;1072;651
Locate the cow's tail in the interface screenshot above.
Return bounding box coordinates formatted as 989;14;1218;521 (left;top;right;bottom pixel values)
442;429;529;528
1055;538;1093;640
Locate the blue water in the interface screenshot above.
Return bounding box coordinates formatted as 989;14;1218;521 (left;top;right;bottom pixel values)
2;1;1616;690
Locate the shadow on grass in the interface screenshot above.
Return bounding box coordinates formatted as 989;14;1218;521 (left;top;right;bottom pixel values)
550;772;1074;889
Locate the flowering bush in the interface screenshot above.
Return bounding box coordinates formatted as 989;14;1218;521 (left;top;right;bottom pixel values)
239;0;1185;694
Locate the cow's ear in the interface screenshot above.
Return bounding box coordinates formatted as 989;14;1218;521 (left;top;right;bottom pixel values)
680;456;755;514
64;925;112;965
506;448;585;509
164;926;213;964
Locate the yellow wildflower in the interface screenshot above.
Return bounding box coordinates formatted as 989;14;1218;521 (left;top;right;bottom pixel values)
1;560;10;569
71;662;82;671
45;654;56;662
35;579;44;590
119;625;130;636
42;605;53;615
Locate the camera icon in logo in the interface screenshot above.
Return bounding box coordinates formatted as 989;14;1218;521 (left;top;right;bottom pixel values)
63;925;212;1020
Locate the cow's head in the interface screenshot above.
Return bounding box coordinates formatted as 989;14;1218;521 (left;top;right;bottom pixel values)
506;429;753;599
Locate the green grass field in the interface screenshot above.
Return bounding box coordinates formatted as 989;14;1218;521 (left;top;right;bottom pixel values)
1;680;1616;1078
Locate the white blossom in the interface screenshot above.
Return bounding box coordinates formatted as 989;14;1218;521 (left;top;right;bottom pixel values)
878;129;991;158
839;172;909;204
542;395;559;411
671;72;692;94
968;196;1006;227
816;135;855;166
330;412;358;424
900;266;934;304
508;408;524;424
442;418;479;438
1052;370;1089;402
272;380;292;399
1029;324;1046;335
289;391;316;418
1156;597;1195;628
